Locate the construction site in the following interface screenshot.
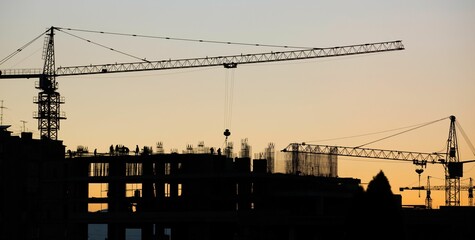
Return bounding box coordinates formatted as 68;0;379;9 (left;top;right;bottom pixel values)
1;124;475;240
1;26;475;240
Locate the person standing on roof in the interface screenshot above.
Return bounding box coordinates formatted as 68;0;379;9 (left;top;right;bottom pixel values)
109;145;114;156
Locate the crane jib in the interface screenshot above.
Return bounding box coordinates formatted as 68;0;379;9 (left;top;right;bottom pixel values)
0;40;404;79
282;143;446;165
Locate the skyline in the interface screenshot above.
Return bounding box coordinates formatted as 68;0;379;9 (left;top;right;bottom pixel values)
1;0;474;208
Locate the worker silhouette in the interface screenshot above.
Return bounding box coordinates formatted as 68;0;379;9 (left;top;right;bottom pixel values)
210;147;214;155
217;148;222;156
136;145;139;156
109;145;114;156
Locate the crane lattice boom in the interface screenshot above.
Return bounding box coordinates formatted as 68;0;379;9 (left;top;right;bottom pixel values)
282;143;446;167
0;40;404;78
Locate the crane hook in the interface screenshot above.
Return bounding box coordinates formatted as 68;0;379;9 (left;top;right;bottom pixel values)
415;168;424;197
224;128;231;138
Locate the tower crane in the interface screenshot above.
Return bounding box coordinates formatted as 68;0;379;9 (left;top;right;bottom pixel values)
282;115;475;207
0;26;404;140
400;176;473;209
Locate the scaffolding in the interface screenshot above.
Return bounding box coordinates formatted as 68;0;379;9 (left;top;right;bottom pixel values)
225;141;234;158
156;142;165;154
284;146;338;177
240;138;252;158
255;142;276;173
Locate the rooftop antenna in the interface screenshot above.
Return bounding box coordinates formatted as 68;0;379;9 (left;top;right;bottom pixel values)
0;100;7;125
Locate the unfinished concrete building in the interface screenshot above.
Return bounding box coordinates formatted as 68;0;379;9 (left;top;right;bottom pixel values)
0;126;362;240
73;146;360;240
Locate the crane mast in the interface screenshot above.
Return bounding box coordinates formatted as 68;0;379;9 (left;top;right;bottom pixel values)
34;27;65;140
445;115;461;206
0;26;404;140
426;176;432;209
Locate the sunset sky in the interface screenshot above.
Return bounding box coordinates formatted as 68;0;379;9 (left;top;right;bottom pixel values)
1;0;474;209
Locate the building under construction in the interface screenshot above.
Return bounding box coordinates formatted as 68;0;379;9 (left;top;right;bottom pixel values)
1;126;475;240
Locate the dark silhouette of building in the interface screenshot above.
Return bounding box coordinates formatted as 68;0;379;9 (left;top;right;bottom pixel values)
1;126;474;240
0;125;85;239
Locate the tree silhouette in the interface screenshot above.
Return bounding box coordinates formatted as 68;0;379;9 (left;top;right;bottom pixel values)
344;170;404;240
366;170;404;239
366;170;394;196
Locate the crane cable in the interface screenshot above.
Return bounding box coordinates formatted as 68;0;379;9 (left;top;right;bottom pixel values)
305;116;451;145
224;68;235;130
456;121;475;157
356;116;449;148
0;29;49;66
223;68;235;146
56;27;313;50
56;29;150;63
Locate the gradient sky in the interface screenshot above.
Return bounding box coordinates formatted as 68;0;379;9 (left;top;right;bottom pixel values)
1;0;474;209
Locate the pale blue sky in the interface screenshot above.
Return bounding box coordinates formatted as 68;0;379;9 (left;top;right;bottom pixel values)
1;0;475;208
